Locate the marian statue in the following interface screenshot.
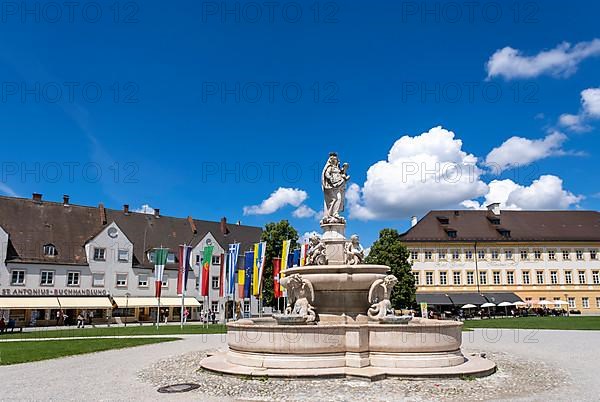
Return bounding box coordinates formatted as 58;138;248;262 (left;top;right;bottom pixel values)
321;152;350;224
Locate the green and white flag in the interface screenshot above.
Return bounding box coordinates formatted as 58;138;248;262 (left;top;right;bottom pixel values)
154;248;169;298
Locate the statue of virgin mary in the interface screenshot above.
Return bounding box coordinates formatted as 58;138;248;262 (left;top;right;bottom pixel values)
321;152;350;223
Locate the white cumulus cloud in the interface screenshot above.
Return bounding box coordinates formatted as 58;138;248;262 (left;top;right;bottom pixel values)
559;87;600;132
0;183;18;197
134;204;155;214
486;39;600;80
463;175;582;210
300;231;320;244
292;204;317;218
485;132;567;172
348;126;488;220
243;187;308;216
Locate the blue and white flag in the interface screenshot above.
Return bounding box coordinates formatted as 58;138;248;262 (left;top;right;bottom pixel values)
227;243;241;297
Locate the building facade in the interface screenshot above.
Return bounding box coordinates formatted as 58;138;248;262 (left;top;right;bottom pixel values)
0;194;262;325
401;204;600;314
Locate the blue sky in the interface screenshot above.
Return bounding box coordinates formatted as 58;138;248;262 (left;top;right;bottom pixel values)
0;0;599;246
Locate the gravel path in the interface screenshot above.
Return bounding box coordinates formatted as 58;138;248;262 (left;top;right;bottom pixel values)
1;329;598;401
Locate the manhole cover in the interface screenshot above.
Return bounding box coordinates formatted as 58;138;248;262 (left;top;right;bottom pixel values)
157;383;200;393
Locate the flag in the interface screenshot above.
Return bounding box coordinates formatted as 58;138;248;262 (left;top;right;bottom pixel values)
201;246;214;297
272;257;282;298
218;253;225;298
177;244;192;295
244;251;254;298
279;240;291;295
228;243;241;297
293;249;301;267
300;243;309;266
252;241;267;297
153;248;169;298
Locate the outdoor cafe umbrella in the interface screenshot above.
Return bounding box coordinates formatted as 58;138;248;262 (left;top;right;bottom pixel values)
497;301;513;316
461;304;477;309
538;300;553;307
553;300;568;306
513;301;527;308
481;302;496;316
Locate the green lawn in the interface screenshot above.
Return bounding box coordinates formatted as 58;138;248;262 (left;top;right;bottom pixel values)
0;324;227;339
463;316;600;330
0;338;177;365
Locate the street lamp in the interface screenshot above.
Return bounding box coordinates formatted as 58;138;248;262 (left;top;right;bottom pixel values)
125;292;131;327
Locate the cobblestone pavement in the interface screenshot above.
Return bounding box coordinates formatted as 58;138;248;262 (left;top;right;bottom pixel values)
1;329;598;401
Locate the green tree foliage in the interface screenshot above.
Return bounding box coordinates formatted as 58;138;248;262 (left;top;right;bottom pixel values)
365;228;416;309
260;220;299;308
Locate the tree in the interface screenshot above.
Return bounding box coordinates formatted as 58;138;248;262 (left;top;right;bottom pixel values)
260;220;299;308
365;228;415;309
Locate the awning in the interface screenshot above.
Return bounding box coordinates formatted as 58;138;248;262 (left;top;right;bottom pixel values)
58;297;113;309
0;297;61;309
112;297;201;308
416;293;453;305
445;293;488;305
481;292;523;304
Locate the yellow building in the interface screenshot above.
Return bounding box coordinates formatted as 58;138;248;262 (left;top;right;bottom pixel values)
400;204;600;314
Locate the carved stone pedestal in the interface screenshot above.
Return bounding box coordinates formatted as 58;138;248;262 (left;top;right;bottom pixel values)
321;222;346;264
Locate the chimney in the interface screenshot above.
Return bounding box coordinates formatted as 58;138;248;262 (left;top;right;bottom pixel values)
187;216;197;234
99;203;107;225
236;220;241;225
410;216;417;227
154;208;160;218
486;202;501;215
123;204;130;214
32;193;42;203
63;194;70;206
221;217;230;236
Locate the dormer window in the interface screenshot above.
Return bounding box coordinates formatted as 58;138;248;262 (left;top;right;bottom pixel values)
43;244;57;256
497;229;511;238
487;216;501;225
445;229;457;238
436;216;449;225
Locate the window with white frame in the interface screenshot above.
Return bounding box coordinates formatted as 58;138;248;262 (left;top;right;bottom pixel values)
211;301;219;312
453;271;461;285
596;297;600;309
522;271;530;285
439;271;447;285
591;249;597;260
40;271;54;286
477;250;485;260
582;297;589;309
92;273;104;287
424;251;432;260
412;271;419;285
568;297;576;309
548;250;556;260
93;247;106;261
491;250;499;260
493;271;501;285
550;271;558;285
116;273;128;287
243;300;250;312
452;250;460;260
578;271;586;284
161;276;169;287
536;271;544;284
565;271;572;284
118;249;129;262
67;271;80;286
138;274;148;287
562;250;570;260
11;270;25;285
466;271;474;285
211;276;220;289
410;251;419;260
438;249;447;260
507;271;514;285
212;255;221;265
593;271;599;285
465;250;473;260
534;250;542;260
576;250;584;260
425;272;433;285
520;250;528;260
43;244;57;256
479;271;487;285
505;249;513;259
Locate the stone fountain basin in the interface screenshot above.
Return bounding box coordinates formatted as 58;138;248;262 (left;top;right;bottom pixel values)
284;264;389;316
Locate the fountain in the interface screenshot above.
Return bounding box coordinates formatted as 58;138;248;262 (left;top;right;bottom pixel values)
201;152;496;380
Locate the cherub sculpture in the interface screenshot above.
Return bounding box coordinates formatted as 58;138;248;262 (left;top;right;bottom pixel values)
306;234;327;266
367;275;398;320
344;234;364;265
280;274;317;323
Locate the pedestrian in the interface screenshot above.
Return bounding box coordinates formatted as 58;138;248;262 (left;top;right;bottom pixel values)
63;313;69;326
183;308;189;324
88;310;94;325
211;311;216;324
77;313;85;328
0;317;6;333
163;309;168;325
